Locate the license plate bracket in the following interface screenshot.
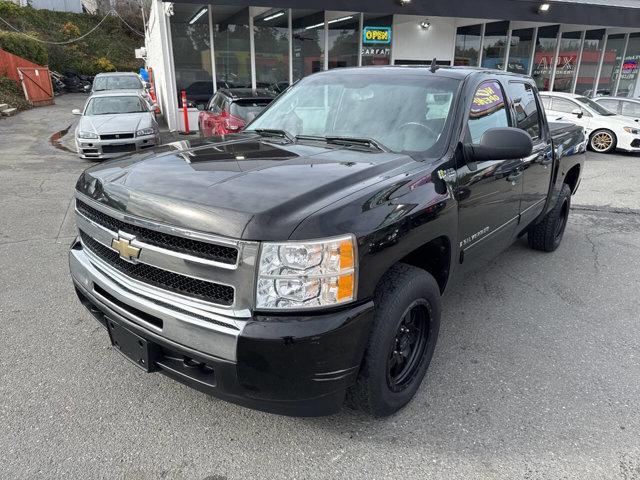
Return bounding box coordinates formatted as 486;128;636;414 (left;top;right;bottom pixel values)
106;317;159;372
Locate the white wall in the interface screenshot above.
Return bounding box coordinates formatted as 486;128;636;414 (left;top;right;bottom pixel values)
392;15;457;64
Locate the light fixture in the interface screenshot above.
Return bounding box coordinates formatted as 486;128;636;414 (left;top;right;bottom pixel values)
304;16;353;30
263;11;285;22
538;2;551;13
399;0;412;5
188;7;207;25
420;20;431;30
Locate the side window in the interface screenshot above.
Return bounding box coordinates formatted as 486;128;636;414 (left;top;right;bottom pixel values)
598;99;620;113
507;81;541;140
551;97;578;114
540;96;552;110
621;101;640;117
467;80;510;144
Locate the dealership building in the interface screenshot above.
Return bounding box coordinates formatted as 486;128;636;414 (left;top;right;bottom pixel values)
143;0;640;131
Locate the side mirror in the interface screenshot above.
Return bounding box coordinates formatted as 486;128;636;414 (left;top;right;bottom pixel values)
72;108;82;115
196;103;205;111
464;127;533;162
571;107;583;118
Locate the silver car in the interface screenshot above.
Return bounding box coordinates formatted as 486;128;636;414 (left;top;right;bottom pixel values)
72;91;160;160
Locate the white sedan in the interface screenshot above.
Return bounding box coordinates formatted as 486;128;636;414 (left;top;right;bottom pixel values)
539;91;640;154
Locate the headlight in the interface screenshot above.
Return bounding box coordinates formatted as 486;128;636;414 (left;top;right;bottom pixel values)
256;235;356;310
136;127;156;136
623;126;640;135
77;131;98;139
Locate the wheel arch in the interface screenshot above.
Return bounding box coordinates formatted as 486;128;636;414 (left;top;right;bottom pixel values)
396;235;452;294
564;164;581;194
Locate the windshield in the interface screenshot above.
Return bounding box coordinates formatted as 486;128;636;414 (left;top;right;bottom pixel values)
230;99;272;122
93;75;143;91
85;96;146;115
246;71;460;154
576;96;616;116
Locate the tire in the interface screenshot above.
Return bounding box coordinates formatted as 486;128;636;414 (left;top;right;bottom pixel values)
347;264;441;416
589;129;616;153
527;183;571;252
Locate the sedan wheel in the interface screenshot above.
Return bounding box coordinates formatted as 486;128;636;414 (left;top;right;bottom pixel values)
590;129;616;153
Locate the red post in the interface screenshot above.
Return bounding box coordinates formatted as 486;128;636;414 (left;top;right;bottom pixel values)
181;89;190;134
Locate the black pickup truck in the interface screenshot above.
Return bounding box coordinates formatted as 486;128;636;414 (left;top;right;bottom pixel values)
69;66;585;417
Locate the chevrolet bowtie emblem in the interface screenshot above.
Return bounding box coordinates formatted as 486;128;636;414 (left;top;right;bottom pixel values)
111;236;141;262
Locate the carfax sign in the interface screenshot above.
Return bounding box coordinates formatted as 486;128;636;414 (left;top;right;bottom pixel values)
363;26;391;45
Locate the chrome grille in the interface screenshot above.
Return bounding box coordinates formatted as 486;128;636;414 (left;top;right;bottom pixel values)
80;231;234;306
74;192;259;319
76;199;238;265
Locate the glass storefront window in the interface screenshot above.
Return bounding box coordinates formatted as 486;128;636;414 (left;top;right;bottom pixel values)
253;9;290;89
213;6;251;89
552;30;581;93
532;25;560;91
170;4;213;108
327;12;359;69
481;21;509;69
507;28;534;74
361;15;392;66
575;29;606;96
454;24;482;67
618;33;640;98
292;10;325;81
599;34;626;97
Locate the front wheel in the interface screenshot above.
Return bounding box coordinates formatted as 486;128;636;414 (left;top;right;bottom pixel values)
589;129;616;153
528;183;571;252
347;264;441;416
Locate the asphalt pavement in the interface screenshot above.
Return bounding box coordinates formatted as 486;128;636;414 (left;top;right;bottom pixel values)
1;94;639;480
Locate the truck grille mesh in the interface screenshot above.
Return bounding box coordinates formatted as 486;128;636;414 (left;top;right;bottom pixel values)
79;231;234;306
76;200;238;265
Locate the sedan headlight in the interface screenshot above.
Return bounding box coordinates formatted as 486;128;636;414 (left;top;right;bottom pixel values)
256;235;356;310
77;131;98;139
136;127;156;136
623;126;640;135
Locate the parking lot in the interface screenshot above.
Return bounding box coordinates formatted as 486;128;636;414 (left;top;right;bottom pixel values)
1;94;639;479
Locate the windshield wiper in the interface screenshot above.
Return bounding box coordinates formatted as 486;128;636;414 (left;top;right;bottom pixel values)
252;128;294;142
296;134;387;152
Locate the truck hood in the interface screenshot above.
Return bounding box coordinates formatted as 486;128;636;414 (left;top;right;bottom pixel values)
76;134;414;240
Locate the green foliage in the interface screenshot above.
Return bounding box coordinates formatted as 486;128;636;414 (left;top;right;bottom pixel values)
0;76;30;111
0;0;143;75
0;31;48;66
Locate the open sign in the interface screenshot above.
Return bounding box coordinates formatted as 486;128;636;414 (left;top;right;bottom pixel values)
363;26;391;45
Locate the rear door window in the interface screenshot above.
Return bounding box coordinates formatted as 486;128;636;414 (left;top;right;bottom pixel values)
597;98;620;113
466;80;510;144
551;97;579;114
506;81;542;140
621;101;640;117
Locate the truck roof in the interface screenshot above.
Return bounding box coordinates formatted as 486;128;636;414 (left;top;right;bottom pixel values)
312;65;534;82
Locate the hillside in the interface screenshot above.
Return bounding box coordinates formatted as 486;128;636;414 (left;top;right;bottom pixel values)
0;0;143;75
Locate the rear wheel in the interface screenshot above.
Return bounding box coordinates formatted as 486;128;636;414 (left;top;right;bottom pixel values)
589;129;616;153
347;264;441;416
528;183;571;252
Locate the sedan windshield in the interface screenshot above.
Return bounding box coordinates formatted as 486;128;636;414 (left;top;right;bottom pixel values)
576;96;616;116
85;96;146;115
93;75;143;91
246;71;460;154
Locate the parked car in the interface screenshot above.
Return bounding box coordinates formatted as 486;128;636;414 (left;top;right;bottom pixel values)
89;72;152;104
539;91;640;153
72;91;159;160
197;88;276;137
593;96;640;122
70;67;585;417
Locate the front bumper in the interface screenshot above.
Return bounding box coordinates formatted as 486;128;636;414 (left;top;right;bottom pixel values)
70;241;374;416
76;133;159;159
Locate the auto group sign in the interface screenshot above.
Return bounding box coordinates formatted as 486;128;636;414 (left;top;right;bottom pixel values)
362;26;391;58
